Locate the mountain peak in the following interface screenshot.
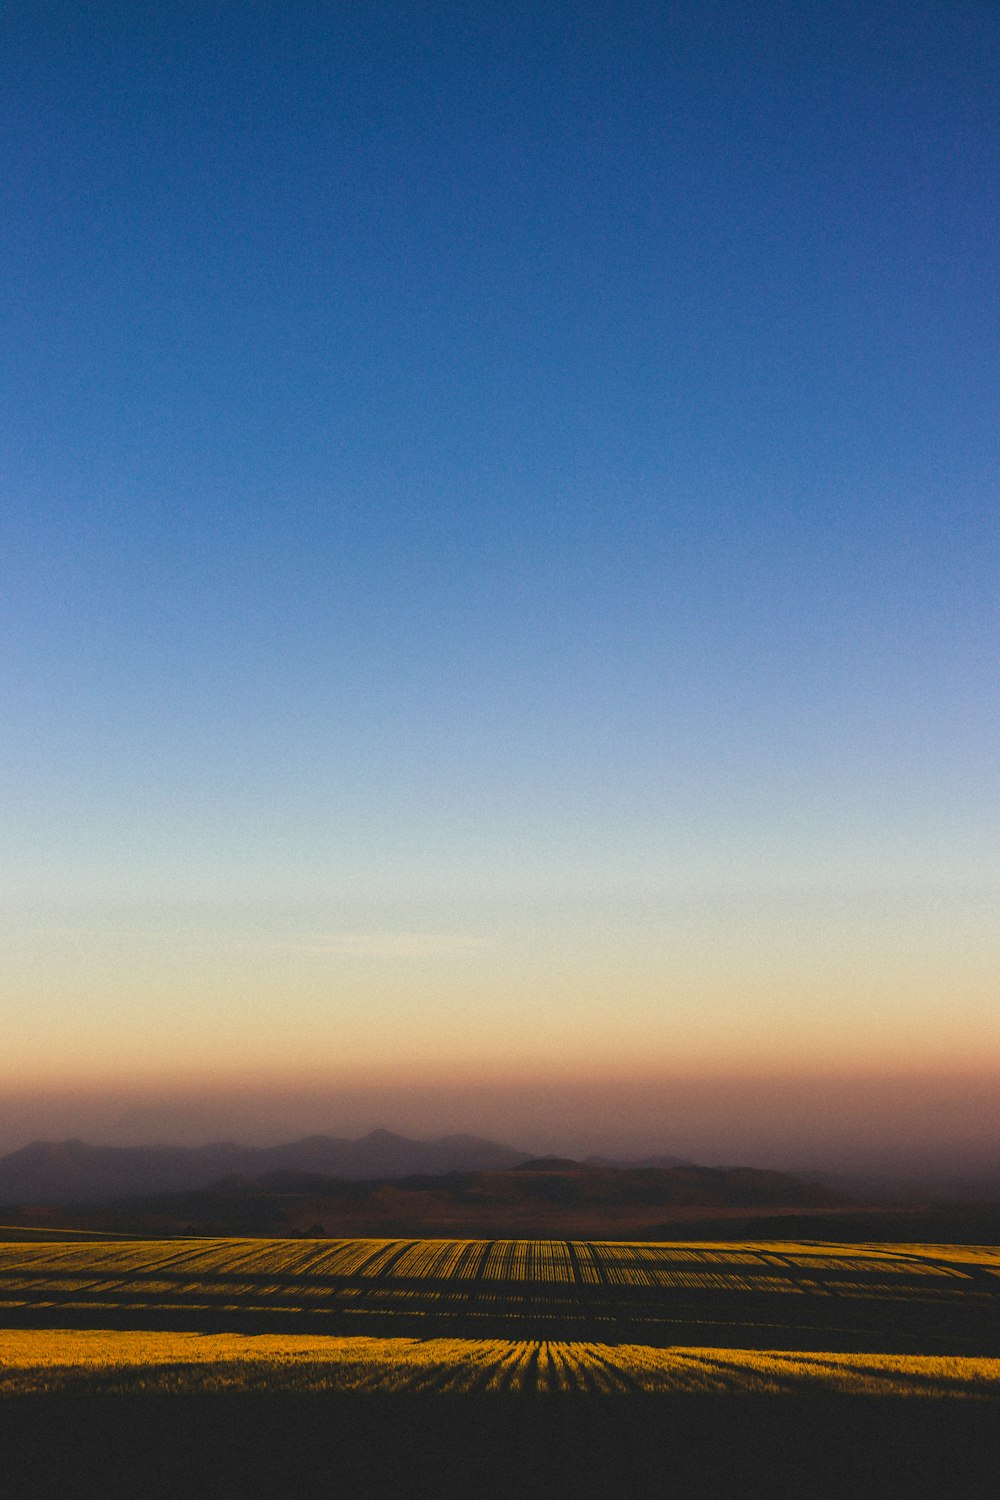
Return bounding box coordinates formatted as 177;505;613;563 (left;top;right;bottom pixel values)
0;1128;529;1203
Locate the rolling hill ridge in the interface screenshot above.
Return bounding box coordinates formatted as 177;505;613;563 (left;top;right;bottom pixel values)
0;1129;527;1204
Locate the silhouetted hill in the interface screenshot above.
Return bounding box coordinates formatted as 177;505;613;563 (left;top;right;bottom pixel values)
585;1154;692;1170
513;1156;582;1172
0;1160;853;1237
0;1129;528;1204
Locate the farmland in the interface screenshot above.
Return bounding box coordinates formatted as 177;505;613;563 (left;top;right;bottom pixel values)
0;1234;998;1357
2;1328;999;1398
3;1234;999;1497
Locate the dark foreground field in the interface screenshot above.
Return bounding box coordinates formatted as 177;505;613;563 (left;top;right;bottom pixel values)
2;1235;998;1498
4;1389;1000;1500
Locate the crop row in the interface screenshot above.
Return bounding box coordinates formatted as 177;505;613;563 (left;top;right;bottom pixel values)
1;1329;999;1399
0;1237;990;1286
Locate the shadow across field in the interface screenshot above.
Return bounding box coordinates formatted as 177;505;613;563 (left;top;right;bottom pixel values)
1;1238;998;1354
4;1391;1000;1500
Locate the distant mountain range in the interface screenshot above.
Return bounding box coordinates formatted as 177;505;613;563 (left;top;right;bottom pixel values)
3;1130;997;1243
0;1144;850;1238
0;1129;528;1204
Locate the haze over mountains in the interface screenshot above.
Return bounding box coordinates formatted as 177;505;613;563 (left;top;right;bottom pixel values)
2;1129;996;1222
0;1129;704;1207
0;1129;860;1241
0;1129;533;1204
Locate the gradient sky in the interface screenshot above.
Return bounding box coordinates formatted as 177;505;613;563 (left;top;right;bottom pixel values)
2;2;997;1163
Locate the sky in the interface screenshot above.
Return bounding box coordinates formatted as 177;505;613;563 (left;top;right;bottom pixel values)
1;2;998;1169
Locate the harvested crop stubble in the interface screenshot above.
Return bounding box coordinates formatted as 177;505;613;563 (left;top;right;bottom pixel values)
2;1236;998;1359
1;1330;999;1398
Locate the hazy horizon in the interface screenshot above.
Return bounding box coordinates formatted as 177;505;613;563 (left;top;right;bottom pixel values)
2;1068;998;1189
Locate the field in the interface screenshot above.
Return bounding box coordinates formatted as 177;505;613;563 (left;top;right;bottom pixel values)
1;1233;999;1354
3;1234;999;1497
3;1328;1000;1398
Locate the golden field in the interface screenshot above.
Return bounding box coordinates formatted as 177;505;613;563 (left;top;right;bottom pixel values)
1;1328;999;1398
3;1236;1000;1498
0;1234;998;1397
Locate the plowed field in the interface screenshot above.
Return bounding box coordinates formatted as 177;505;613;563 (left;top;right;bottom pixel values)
0;1236;997;1356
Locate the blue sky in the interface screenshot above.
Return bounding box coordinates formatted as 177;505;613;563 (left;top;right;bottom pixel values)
1;2;997;1146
